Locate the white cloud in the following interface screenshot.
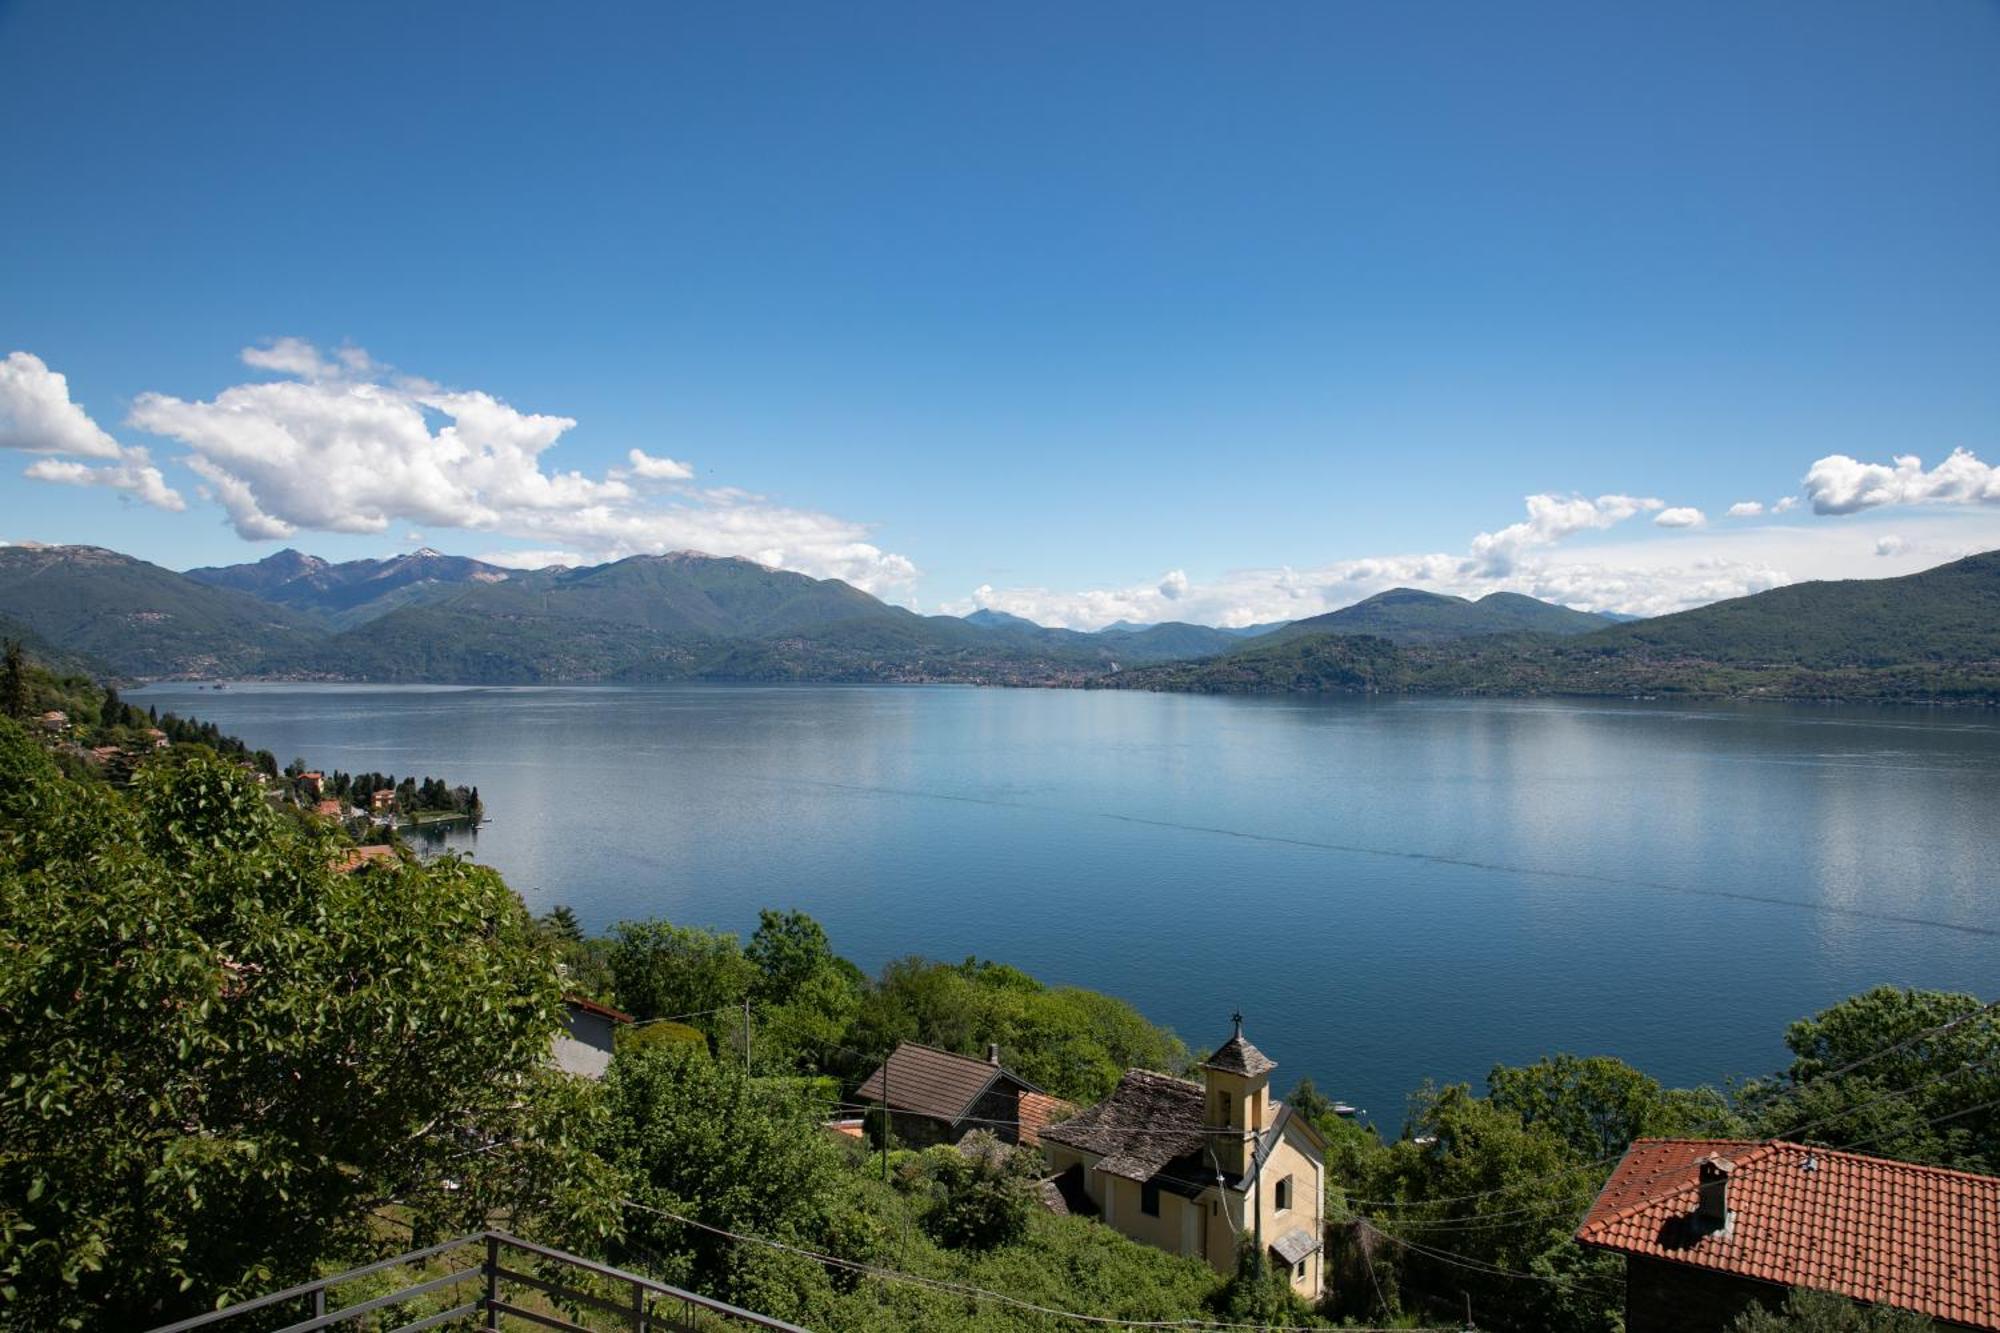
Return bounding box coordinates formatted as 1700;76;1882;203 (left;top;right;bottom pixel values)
0;351;123;458
622;448;695;482
476;547;586;570
1727;501;1764;518
942;491;1754;628
1654;506;1706;528
1803;448;2000;515
128;340;918;594
24;450;185;511
3;350;186;510
1874;534;1907;557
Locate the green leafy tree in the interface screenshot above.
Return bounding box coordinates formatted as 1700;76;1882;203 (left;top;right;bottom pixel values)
0;730;613;1328
1362;1082;1622;1333
747;908;835;1002
1488;1053;1740;1161
905;1131;1041;1250
1744;987;1998;1173
1730;1288;1936;1331
604;1042;843;1319
607;919;756;1029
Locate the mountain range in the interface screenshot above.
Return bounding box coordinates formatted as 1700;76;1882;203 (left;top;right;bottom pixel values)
4;541;1996;701
1101;551;2000;703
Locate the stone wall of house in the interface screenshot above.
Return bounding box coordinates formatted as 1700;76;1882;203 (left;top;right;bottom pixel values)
1624;1256;1786;1333
964;1083;1023;1144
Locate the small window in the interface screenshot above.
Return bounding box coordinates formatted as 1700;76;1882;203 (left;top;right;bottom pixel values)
1141;1181;1161;1217
1274;1174;1293;1212
1215;1091;1230;1124
1295;1259;1307;1280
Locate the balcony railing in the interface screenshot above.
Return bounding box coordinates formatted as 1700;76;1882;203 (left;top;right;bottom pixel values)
144;1230;813;1333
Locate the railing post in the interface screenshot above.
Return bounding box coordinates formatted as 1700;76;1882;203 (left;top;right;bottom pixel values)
484;1234;501;1331
310;1283;325;1320
631;1277;645;1333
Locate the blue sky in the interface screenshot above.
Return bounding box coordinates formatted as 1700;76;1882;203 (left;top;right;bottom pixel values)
2;1;1998;625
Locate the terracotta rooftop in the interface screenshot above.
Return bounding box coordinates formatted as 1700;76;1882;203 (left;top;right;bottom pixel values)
1577;1138;2000;1331
1017;1090;1076;1148
564;994;634;1024
854;1042;1038;1125
329;844;397;874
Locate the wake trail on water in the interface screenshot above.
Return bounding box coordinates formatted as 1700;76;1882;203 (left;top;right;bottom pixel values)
740;774;1998;941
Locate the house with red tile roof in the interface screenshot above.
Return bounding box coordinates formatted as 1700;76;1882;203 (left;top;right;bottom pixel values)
854;1041;1069;1149
1577;1138;2000;1331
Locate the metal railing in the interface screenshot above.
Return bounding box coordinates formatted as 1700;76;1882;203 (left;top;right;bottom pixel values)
144;1230;813;1333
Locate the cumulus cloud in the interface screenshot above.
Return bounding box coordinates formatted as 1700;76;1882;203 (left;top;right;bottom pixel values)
0;352;124;458
1772;496;1799;513
24;450;185;511
1727;501;1764;518
1804;449;2000;515
941;491;1764;627
1466;493;1661;575
1653;506;1706;528
622;448;695;482
128;340;917;593
2;350;185;509
1874;534;1908;557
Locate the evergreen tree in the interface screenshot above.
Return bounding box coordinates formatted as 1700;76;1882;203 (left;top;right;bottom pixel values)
1;641;25;720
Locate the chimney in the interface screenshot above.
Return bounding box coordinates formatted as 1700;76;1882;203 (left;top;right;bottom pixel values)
1696;1156;1734;1233
987;1042;1001;1066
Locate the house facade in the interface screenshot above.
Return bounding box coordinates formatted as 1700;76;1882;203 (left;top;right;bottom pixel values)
854;1041;1067;1148
1577;1138;2000;1332
1039;1017;1326;1301
550;994;633;1079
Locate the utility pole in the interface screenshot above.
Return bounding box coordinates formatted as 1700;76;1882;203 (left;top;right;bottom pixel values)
880;1059;891;1182
742;997;751;1076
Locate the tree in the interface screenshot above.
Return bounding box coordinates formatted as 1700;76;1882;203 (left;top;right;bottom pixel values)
607;919;756;1031
0;731;612;1328
1729;1288;1936;1331
604;1042;843;1318
541;903;585;943
747;909;835;1003
906;1130;1041;1250
0;641;24;720
1744;987;1998;1173
1487;1053;1739;1162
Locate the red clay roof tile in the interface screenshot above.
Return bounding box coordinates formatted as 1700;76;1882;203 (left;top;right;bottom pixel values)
1577;1139;2000;1330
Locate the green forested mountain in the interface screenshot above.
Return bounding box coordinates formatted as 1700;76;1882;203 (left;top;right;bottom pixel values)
186;546;515;627
0;545;323;678
1103;551;2000;702
10;543;2000;698
1267;586;1615;644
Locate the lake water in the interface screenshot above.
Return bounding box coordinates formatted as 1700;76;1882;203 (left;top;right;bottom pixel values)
131;682;1999;1125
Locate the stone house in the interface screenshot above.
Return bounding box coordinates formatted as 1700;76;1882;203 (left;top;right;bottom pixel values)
1577;1138;2000;1331
853;1041;1068;1148
1039;1016;1326;1301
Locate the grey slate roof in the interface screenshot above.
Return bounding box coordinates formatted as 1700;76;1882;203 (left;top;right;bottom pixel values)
1039;1069;1221;1195
854;1042;1027;1124
1201;1032;1276;1079
1271;1227;1320;1266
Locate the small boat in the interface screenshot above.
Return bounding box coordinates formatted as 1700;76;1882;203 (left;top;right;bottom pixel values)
1333;1102;1359;1118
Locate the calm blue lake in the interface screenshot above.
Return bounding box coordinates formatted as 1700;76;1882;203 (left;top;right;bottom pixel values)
131;682;1999;1125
